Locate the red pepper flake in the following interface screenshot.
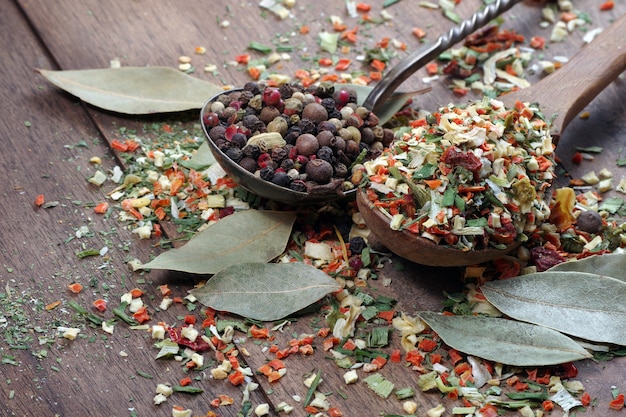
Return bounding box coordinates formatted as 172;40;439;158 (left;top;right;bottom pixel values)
571;152;583;165
34;194;45;207
609;393;625;410
168;327;212;352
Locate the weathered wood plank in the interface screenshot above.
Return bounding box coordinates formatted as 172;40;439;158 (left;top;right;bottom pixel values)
5;0;626;416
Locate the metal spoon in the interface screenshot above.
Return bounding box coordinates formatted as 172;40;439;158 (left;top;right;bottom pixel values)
357;13;626;267
363;0;522;115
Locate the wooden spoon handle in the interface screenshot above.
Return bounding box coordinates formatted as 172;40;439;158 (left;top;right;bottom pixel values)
501;13;626;142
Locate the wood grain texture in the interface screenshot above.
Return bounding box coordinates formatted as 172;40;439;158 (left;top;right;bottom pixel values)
3;0;626;416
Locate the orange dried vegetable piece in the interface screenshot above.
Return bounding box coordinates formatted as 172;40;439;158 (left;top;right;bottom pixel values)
542;400;554;411
580;392;591;406
370;59;386;72
179;376;192;386
133;306;150;323
299;25;310;34
228;370;245;386
335;58;352;71
158;284;171;296
130;288;143;298
93;299;107;312
371;356;387;369
328;407;343;417
94;202;109;214
35;194;45;207
249;324;270;339
248;67;261;80
68;283;83;294
356;2;371;12
609;393;625;410
418;338;438;352
110;139;129;152
600;0;614;10
341;27;358;44
45;301;61;311
412;27;426;39
267;370;283;383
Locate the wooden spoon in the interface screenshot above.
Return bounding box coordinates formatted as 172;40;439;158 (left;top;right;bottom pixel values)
358;14;626;267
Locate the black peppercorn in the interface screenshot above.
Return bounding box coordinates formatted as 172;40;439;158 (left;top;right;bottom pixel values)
290;179;307;192
305;158;333;184
225;147;243;162
209;125;226;141
271;147;288;164
242;144;261;160
298;118;317;135
271;172;291;188
280;158;295;171
259;166;275;182
230;132;247;148
239;157;258;173
316;146;335;164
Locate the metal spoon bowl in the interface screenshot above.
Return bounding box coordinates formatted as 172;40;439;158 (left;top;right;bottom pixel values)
200;88;358;205
357;14;626;266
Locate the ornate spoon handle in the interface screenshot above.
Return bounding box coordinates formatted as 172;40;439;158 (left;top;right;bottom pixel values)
363;0;522;113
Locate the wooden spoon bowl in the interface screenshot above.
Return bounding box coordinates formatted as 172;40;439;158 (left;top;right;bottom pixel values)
358;14;626;267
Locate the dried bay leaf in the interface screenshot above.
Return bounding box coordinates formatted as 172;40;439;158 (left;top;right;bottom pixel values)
482;271;626;346
191;262;342;321
141;210;296;274
548;253;626;282
418;312;592;366
37;67;223;114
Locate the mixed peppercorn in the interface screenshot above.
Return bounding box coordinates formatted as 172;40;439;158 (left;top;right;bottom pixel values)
202;82;395;195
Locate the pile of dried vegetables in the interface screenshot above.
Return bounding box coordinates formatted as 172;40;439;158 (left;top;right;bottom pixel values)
360;97;556;252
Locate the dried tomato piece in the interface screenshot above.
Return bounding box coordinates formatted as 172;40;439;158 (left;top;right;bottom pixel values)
441;146;482;181
168;327;211;352
530;246;566;272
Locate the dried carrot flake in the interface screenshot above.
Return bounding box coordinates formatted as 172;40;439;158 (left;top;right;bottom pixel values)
68;283;83;294
45;301;62;311
35;194;45;207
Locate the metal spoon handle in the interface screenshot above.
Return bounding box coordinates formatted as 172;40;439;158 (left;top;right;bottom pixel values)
363;0;522;113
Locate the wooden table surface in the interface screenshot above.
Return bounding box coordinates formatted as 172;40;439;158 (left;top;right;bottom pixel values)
1;0;625;416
